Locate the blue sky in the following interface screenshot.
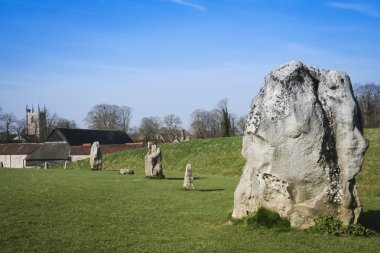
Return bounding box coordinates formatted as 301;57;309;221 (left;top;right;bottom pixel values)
1;0;380;129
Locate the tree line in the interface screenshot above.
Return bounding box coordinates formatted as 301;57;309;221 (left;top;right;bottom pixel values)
355;83;380;128
81;83;380;142
0;99;247;143
3;82;377;144
84;99;247;142
0;99;245;143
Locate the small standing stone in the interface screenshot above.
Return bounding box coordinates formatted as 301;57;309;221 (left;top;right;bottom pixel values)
64;161;68;170
120;168;135;175
183;164;194;189
44;162;48;170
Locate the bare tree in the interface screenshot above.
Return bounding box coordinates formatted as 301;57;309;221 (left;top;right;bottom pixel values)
128;126;140;142
355;83;380;127
46;110;58;136
237;115;247;135
190;109;220;138
207;110;221;137
55;118;77;129
190;109;206;138
229;113;238;136
192;99;232;139
14;119;26;141
1;113;17;143
0;110;27;143
118;106;133;132
139;116;161;141
40;110;77;140
85;104;132;131
162;114;182;142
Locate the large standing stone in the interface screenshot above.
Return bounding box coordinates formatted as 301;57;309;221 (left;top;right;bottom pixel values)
90;141;103;170
232;61;368;228
183;164;194;189
144;143;164;178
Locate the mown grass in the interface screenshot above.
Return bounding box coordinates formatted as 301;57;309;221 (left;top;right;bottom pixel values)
357;129;380;232
0;132;379;252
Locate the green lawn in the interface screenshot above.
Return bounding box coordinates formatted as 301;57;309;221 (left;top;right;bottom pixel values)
0;133;379;252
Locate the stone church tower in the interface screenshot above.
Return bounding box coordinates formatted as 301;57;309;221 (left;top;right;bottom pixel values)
26;105;47;142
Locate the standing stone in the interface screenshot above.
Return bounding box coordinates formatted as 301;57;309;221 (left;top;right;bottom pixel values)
144;142;165;178
90;141;103;170
44;162;48;170
64;161;68;170
144;143;164;178
232;61;368;229
183;164;194;189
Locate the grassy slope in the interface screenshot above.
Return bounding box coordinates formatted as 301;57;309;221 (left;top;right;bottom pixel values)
0;133;379;252
69;137;246;177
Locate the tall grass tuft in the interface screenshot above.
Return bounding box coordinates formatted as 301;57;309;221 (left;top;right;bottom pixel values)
245;207;291;230
311;215;374;236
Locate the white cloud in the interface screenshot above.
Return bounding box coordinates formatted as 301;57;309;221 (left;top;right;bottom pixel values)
166;0;206;12
327;2;380;18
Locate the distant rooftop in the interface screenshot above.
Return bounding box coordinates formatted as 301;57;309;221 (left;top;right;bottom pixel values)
45;128;134;146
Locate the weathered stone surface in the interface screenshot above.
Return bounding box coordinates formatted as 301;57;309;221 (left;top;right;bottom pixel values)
232;61;368;228
120;168;135;175
90;141;102;170
144;143;164;178
183;164;194;189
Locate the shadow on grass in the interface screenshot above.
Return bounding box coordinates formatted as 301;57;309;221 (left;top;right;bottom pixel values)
359;210;380;234
166;177;205;181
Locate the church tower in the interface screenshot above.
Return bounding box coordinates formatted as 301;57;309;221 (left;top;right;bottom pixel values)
26;105;47;142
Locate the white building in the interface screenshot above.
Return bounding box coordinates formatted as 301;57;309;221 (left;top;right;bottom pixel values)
0;144;42;168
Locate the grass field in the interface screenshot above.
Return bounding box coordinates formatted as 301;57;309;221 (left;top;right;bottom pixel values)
0;131;379;252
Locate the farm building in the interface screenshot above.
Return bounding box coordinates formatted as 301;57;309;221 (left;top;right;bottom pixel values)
25;142;70;167
25;128;142;167
44;128;134;145
0;143;42;168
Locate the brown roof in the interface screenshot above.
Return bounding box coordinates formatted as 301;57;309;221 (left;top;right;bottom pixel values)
69;143;145;156
0;143;43;155
26;142;70;160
